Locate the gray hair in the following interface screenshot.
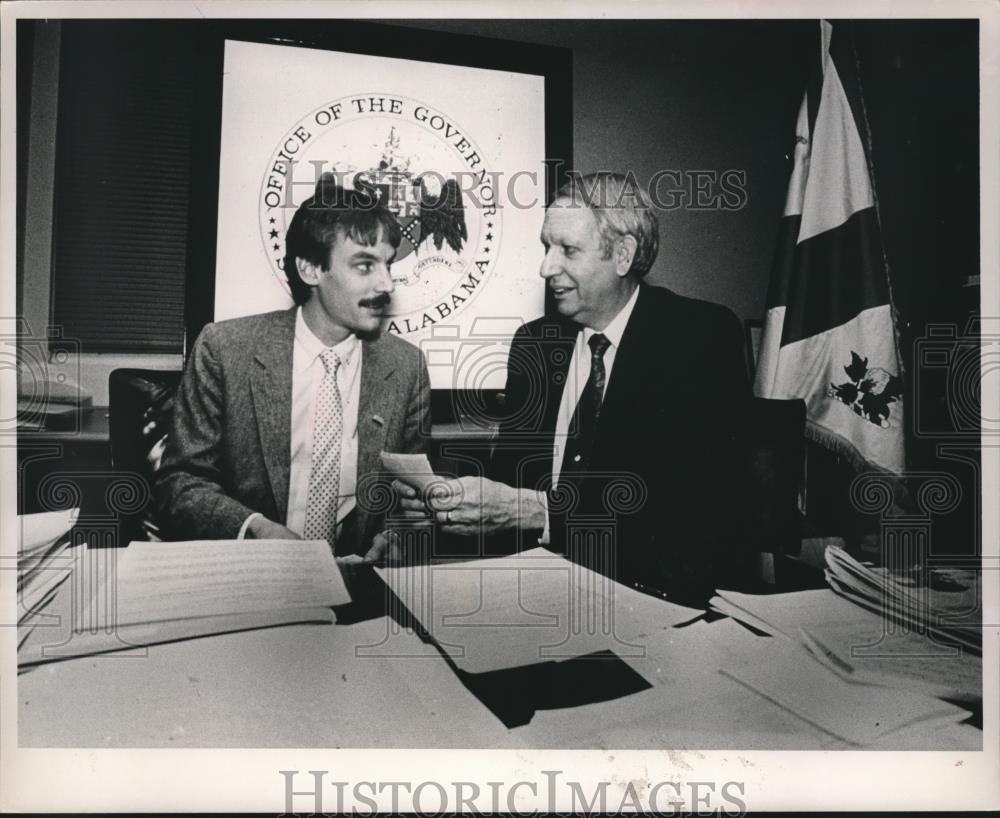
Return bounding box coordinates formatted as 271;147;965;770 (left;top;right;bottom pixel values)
552;172;659;277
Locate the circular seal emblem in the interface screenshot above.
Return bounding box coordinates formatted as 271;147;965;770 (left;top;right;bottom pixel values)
259;93;501;336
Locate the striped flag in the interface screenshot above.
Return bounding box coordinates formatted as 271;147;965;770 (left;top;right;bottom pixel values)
754;20;904;477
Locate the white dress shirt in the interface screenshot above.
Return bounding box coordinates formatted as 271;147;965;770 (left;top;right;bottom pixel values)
551;284;641;488
537;286;640;545
239;308;362;538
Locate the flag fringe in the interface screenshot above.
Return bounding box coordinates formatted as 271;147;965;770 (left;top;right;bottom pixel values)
805;419;912;508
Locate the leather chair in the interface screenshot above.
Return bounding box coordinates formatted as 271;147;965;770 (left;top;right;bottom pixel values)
108;368;182;542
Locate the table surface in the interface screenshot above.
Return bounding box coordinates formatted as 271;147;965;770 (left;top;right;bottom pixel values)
18;586;982;751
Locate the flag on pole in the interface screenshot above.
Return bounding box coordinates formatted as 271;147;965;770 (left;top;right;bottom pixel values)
754;20;905;477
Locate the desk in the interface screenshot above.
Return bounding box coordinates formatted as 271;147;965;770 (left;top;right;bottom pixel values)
18;613;981;750
19;618;510;748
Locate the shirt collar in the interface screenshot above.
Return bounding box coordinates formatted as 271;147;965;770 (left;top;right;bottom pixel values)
581;284;641;351
294;307;359;372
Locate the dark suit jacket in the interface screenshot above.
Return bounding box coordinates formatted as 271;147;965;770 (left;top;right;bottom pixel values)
155;308;431;555
491;284;750;605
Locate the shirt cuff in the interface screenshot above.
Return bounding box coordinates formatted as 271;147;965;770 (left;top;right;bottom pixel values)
238;512;263;540
537;490;550;546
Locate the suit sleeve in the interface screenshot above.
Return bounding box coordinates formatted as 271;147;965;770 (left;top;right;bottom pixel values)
490;323;549;490
400;347;432;456
490;324;528;488
488;325;549;553
155;324;258;540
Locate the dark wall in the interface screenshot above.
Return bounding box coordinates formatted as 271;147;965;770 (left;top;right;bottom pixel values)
853;20;980;553
392;19;979;332
388;19;814;321
856;20;979;315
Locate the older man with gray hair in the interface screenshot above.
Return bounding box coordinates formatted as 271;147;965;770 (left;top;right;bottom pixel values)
396;171;750;604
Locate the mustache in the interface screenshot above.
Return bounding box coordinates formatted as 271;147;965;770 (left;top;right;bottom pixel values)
359;293;391;309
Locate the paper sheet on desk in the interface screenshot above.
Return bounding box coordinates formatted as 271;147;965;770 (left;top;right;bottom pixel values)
18;550;75;623
18;509;80;588
17;548;81;658
716;622;971;746
711;588;982;702
824;545;981;652
19;508;79;556
16;510;80;643
517;618;811;748
18;539;349;667
630;618;969;746
376;547;701;674
110;539;350;624
18;605;336;668
517;617;975;749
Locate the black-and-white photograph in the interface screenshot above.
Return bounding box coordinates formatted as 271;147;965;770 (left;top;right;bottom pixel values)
3;1;998;813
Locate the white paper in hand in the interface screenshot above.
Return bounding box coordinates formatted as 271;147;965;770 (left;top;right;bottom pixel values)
380;451;438;492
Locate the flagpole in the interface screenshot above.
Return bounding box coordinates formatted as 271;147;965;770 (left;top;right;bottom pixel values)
847;23;908;394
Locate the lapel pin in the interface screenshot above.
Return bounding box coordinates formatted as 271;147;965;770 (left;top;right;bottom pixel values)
372;414;385;426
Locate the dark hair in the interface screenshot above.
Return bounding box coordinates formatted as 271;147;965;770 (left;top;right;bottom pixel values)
282;174;402;305
552;172;659;277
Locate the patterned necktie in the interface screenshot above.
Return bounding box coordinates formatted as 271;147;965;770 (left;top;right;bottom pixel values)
561;332;611;476
302;348;343;546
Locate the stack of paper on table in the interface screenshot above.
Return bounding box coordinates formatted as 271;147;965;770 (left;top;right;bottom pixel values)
710;586;981;703
517;616;974;749
824;545;980;653
17;510;81;649
18;539;350;667
711;618;972;745
376;547;701;673
375;537;973;745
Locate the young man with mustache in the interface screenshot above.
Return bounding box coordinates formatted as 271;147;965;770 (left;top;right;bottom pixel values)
157;175;430;560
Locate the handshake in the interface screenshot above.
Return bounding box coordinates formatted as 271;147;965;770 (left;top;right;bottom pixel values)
366;452;548;563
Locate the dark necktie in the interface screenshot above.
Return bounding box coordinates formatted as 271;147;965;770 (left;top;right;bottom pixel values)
560;332;611;476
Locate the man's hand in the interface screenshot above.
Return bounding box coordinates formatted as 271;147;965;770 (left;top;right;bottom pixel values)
245;516;302;540
393;476;546;535
391;480;434;520
362;530;403;564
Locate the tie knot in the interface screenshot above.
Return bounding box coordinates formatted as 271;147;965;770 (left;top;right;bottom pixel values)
319;348;341;374
588;333;610;358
